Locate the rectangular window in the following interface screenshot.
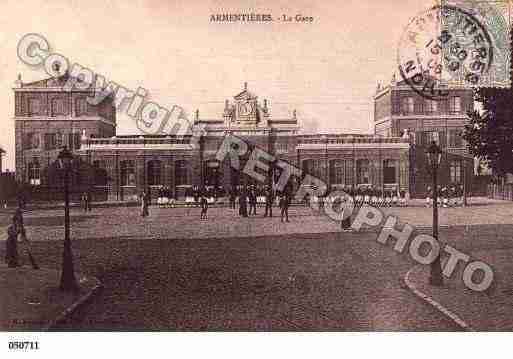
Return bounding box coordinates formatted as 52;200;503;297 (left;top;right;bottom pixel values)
450;97;462;113
401;97;414;114
68;132;81;150
450;160;462;183
357;159;370;184
425;99;438;113
383;159;397;184
425;131;440;145
175;160;189;186
28;98;42;116
120;160;136;186
44;133;54;150
25;133;40;149
76;98;88;116
275;142;288;152
51;98;67;116
448;129;463;148
28;160;41;186
329;160;345;185
44;133;63;150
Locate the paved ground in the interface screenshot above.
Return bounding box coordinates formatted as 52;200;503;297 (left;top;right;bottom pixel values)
1;199;512;331
0;263;99;331
1;197;512;243
407;224;513;331
7;231;460;331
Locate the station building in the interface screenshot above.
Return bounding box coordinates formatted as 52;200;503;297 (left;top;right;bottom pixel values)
12;73;474;201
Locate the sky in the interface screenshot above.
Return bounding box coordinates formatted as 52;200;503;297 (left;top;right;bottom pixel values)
0;0;437;170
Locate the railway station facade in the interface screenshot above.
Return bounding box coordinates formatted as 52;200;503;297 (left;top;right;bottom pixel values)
13;74;473;201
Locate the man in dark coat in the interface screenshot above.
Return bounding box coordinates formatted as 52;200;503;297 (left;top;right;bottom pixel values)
248;187;257;215
229;187;236;209
5;216;20;268
239;187;248;217
264;187;274;217
279;193;290;222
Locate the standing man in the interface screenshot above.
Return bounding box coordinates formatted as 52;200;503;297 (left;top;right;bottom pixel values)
5;215;20;267
141;190;149;217
248;186;257;215
340;190;352;232
264;186;274;217
239;187;248;217
200;195;209;219
229;187;236;209
279;193;290;222
86;189;93;211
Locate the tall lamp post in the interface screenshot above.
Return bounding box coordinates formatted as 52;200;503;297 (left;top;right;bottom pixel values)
426;141;443;286
57;146;78;291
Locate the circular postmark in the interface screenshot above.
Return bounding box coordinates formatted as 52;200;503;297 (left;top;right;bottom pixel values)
398;5;494;100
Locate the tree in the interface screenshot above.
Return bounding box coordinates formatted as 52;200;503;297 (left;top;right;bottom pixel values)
463;29;513;177
464;88;513;177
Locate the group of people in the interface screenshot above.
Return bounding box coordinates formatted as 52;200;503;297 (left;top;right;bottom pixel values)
425;184;466;207
306;186;409;208
81;191;93;212
231;185;292;222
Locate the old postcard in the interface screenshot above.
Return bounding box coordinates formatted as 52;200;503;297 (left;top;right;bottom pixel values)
1;0;513;357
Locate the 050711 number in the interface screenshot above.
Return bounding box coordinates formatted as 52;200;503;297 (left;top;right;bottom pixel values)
8;341;39;350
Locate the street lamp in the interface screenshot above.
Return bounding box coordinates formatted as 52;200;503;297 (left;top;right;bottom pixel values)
57;146;78;291
426;141;443;286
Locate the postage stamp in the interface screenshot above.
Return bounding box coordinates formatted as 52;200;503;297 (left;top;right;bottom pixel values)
397;0;511;99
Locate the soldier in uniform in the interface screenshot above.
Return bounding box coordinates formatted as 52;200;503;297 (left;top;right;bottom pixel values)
392;187;399;207
426;186;432;207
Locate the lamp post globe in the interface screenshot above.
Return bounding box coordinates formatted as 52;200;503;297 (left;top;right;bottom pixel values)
58;146;78;291
426;141;443;286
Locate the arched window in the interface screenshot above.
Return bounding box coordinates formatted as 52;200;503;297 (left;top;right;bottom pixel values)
147;160;162;186
329;160;345;185
175;160;189;186
28;160;41;185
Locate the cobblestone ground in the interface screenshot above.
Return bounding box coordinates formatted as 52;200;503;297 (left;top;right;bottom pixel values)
408;224;513;331
1;198;513;243
1;202;512;331
7;231;460;331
